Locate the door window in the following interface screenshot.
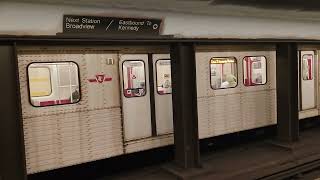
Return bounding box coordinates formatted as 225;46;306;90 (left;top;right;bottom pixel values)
243;56;267;86
302;54;313;80
156;59;172;94
122;60;146;97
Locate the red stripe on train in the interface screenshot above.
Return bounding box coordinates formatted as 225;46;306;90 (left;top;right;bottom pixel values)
40;99;71;106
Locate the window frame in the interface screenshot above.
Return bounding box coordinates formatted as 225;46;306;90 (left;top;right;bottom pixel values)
302;54;314;81
27;61;81;107
122;59;147;98
209;56;239;90
155;59;172;95
242;55;268;87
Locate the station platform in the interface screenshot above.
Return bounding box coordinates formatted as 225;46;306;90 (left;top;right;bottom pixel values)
98;121;320;180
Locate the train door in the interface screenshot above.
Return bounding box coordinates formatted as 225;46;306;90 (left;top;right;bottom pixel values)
119;54;152;141
153;54;173;135
119;53;173;142
300;51;316;110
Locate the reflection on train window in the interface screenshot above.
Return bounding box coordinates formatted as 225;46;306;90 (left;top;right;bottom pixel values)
122;60;146;98
302;54;313;80
210;57;238;90
156;59;171;95
28;62;80;107
243;56;267;86
28;67;52;97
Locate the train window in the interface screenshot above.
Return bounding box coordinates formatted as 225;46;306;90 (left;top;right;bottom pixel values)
28;62;80;107
302;54;313;80
156;59;172;95
122;60;146;98
210;57;238;90
243;56;267;86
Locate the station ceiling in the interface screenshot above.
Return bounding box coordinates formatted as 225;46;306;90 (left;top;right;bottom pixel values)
11;0;320;10
211;0;320;11
6;0;320;21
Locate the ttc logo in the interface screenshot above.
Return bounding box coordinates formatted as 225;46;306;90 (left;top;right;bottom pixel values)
88;74;112;83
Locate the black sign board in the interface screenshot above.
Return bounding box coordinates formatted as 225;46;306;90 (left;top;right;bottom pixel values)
63;15;162;35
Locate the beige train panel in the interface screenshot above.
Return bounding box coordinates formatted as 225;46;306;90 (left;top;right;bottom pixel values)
25;143;123;163
23;108;122;146
24;125;122;145
241;90;276;131
26;160;58;174
18;50;124;174
18;52;120;118
197;98;211;139
23;108;123;174
25;139;123;161
25;141;122;156
208;94;242;136
84;53;120;110
26;141;123;161
125;135;173;154
270;91;277;124
24;131;123;155
25;128;121;144
25;142;123;161
25;136;122;157
23;110;122;142
195;51;213;98
18;54;87;117
196;50;276;98
26;147;122;166
196;49;277;138
267;51;277;90
197;91;276;138
299;109;319;119
26;144;123;174
26;148;123;174
23;110;121;133
60;149;121;164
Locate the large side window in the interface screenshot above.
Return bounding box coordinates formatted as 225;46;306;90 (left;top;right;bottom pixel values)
28;62;80;107
210;57;238;90
302;54;313;80
156;59;172;95
243;56;267;86
122;60;146;97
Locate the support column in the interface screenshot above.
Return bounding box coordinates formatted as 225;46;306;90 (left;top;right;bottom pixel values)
0;44;27;180
276;43;299;142
170;42;200;169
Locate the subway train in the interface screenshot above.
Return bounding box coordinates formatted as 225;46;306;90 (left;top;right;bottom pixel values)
17;44;318;174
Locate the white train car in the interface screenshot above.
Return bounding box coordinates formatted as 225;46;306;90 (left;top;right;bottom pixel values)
196;45;277;138
298;46;319;119
17;44;319;174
